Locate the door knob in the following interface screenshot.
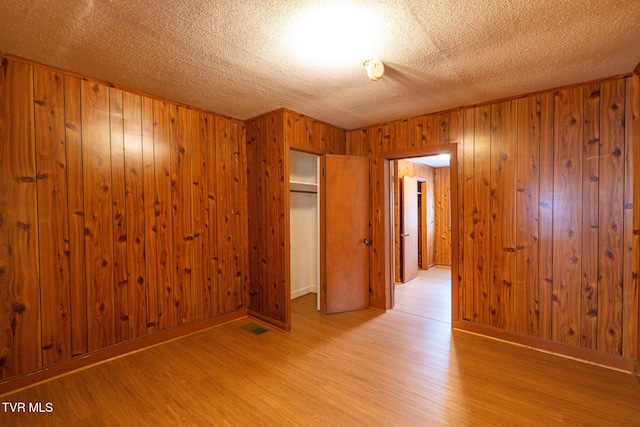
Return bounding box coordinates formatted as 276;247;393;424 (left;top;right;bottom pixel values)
363;238;372;246
401;233;410;237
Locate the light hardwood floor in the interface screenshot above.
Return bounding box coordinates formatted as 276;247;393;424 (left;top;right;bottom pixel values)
394;266;452;323
1;290;639;426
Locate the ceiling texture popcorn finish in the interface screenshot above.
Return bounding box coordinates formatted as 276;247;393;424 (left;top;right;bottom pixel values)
1;0;639;129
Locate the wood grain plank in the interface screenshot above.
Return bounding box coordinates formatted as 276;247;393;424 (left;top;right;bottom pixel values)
435;167;451;266
438;113;450;145
216;115;235;314
123;91;146;339
141;96;158;333
171;106;194;325
370;127;388;308
538;92;554;341
597;79;625;355
63;75;87;357
391;119;410;150
110;87;129;343
192;111;211;319
515;95;541;336
34;67;71;365
581;84;600;350
451;110;464;321
153;100;174;330
314;121;328;152
623;75;639;360
552;88;583;346
205;113;220;317
231;121;249;310
489;101;517;331
246;116;266;315
0;59;42;378
461;108;475;321
473;106;491;324
265;113;287;322
81;80;115;352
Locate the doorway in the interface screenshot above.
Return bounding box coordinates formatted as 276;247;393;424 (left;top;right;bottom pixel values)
384;145;458;322
289;149;320;309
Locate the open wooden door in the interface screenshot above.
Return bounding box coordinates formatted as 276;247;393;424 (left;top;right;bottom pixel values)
401;176;418;283
320;154;370;314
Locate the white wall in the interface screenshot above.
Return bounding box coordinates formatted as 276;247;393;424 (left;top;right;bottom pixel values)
289;150;319;300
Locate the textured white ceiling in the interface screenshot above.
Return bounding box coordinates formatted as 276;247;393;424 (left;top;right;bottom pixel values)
1;0;639;129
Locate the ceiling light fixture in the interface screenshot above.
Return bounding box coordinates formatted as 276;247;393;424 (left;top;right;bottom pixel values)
363;59;385;81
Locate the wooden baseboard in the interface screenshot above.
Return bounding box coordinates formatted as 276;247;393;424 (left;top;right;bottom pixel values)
452;320;637;373
249;310;290;331
0;309;247;397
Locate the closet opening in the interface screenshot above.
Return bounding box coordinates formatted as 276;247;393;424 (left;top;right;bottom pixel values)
289;149;320;310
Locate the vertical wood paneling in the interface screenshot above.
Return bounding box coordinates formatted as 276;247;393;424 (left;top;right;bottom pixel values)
247;118;264;314
538;93;555;341
0;59;41;378
153;100;174;330
552;88;583;346
624;75;639;360
515;96;541;336
473;106;491;324
247;109;344;327
347;75;638;364
231;121;249;311
370;127;388;308
0;57;252;383
192;111;211;318
438;113;450;145
581;84;600;350
451;110;464;321
217;115;235;314
314;121;329;152
266;114;286;322
141;96;158;333
110;88;129;343
63;75;87;357
394;161;437;277
489;101;517;330
171;106;194;324
426;168;436;269
123;92;146;339
435;167;451;266
598;79;625;355
34;67;71;365
206;113;220;316
461;108;475;321
81;80;114;352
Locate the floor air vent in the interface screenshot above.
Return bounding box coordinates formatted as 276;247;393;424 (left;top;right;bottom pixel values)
241;323;269;335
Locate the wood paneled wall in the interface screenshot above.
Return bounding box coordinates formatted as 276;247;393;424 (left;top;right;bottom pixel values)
394;160;435;280
0;57;249;381
434;167;451;266
346;75;640;363
246;109;345;330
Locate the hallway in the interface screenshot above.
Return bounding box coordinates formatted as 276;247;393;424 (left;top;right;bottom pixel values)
394;266;451;323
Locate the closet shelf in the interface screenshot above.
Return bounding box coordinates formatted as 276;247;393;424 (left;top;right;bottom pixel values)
290;180;318;193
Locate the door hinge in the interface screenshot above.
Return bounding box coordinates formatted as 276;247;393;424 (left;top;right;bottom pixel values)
322;283;326;292
322;168;326;177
